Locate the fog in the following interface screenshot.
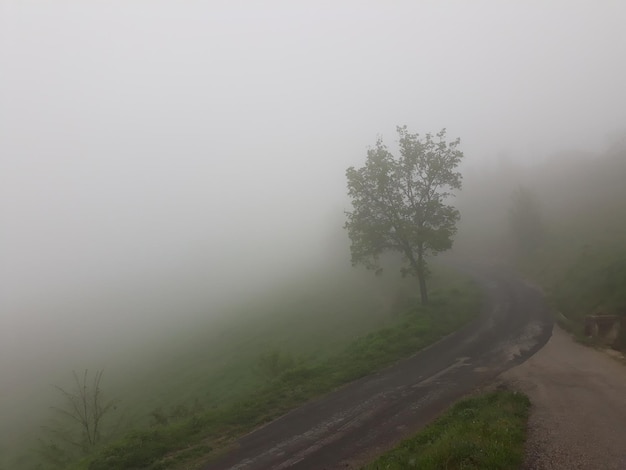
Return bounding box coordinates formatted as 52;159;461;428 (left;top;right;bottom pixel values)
2;1;626;463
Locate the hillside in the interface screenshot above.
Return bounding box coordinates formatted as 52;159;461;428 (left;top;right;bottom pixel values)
457;139;626;346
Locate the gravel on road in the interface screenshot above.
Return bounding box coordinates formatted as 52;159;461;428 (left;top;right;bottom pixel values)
502;326;626;470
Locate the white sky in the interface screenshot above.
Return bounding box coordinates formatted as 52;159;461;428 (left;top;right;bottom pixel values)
1;0;626;402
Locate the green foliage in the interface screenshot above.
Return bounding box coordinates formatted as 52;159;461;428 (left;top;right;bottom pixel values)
35;440;72;469
364;390;530;470
78;274;481;470
87;429;171;470
345;126;464;304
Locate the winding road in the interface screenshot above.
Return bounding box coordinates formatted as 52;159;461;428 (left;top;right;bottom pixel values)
203;263;553;470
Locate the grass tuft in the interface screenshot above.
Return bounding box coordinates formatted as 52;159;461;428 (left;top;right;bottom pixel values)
364;390;530;470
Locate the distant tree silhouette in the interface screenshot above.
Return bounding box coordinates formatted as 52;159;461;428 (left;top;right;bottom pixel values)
509;186;544;254
39;370;118;467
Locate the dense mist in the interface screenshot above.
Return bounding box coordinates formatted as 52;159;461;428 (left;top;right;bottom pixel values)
2;2;626;467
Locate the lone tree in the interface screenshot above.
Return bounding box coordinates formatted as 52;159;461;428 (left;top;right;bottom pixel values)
345;126;464;305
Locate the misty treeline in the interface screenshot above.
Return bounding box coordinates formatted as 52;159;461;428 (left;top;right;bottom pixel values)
457;136;626;339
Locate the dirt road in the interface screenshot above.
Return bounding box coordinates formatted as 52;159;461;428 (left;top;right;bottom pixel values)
203;264;553;470
502;326;626;470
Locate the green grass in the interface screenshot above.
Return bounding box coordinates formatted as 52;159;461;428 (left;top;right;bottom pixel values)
108;267;430;419
68;268;482;470
505;150;626;347
103;265;476;423
517;231;626;347
364;390;531;470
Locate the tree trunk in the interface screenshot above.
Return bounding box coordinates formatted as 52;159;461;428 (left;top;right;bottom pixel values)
417;271;428;305
408;249;428;305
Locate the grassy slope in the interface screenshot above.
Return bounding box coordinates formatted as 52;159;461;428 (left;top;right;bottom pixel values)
67;267;481;470
521;235;626;335
111;266;449;423
458;146;626;346
365;390;530;470
515;151;626;344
